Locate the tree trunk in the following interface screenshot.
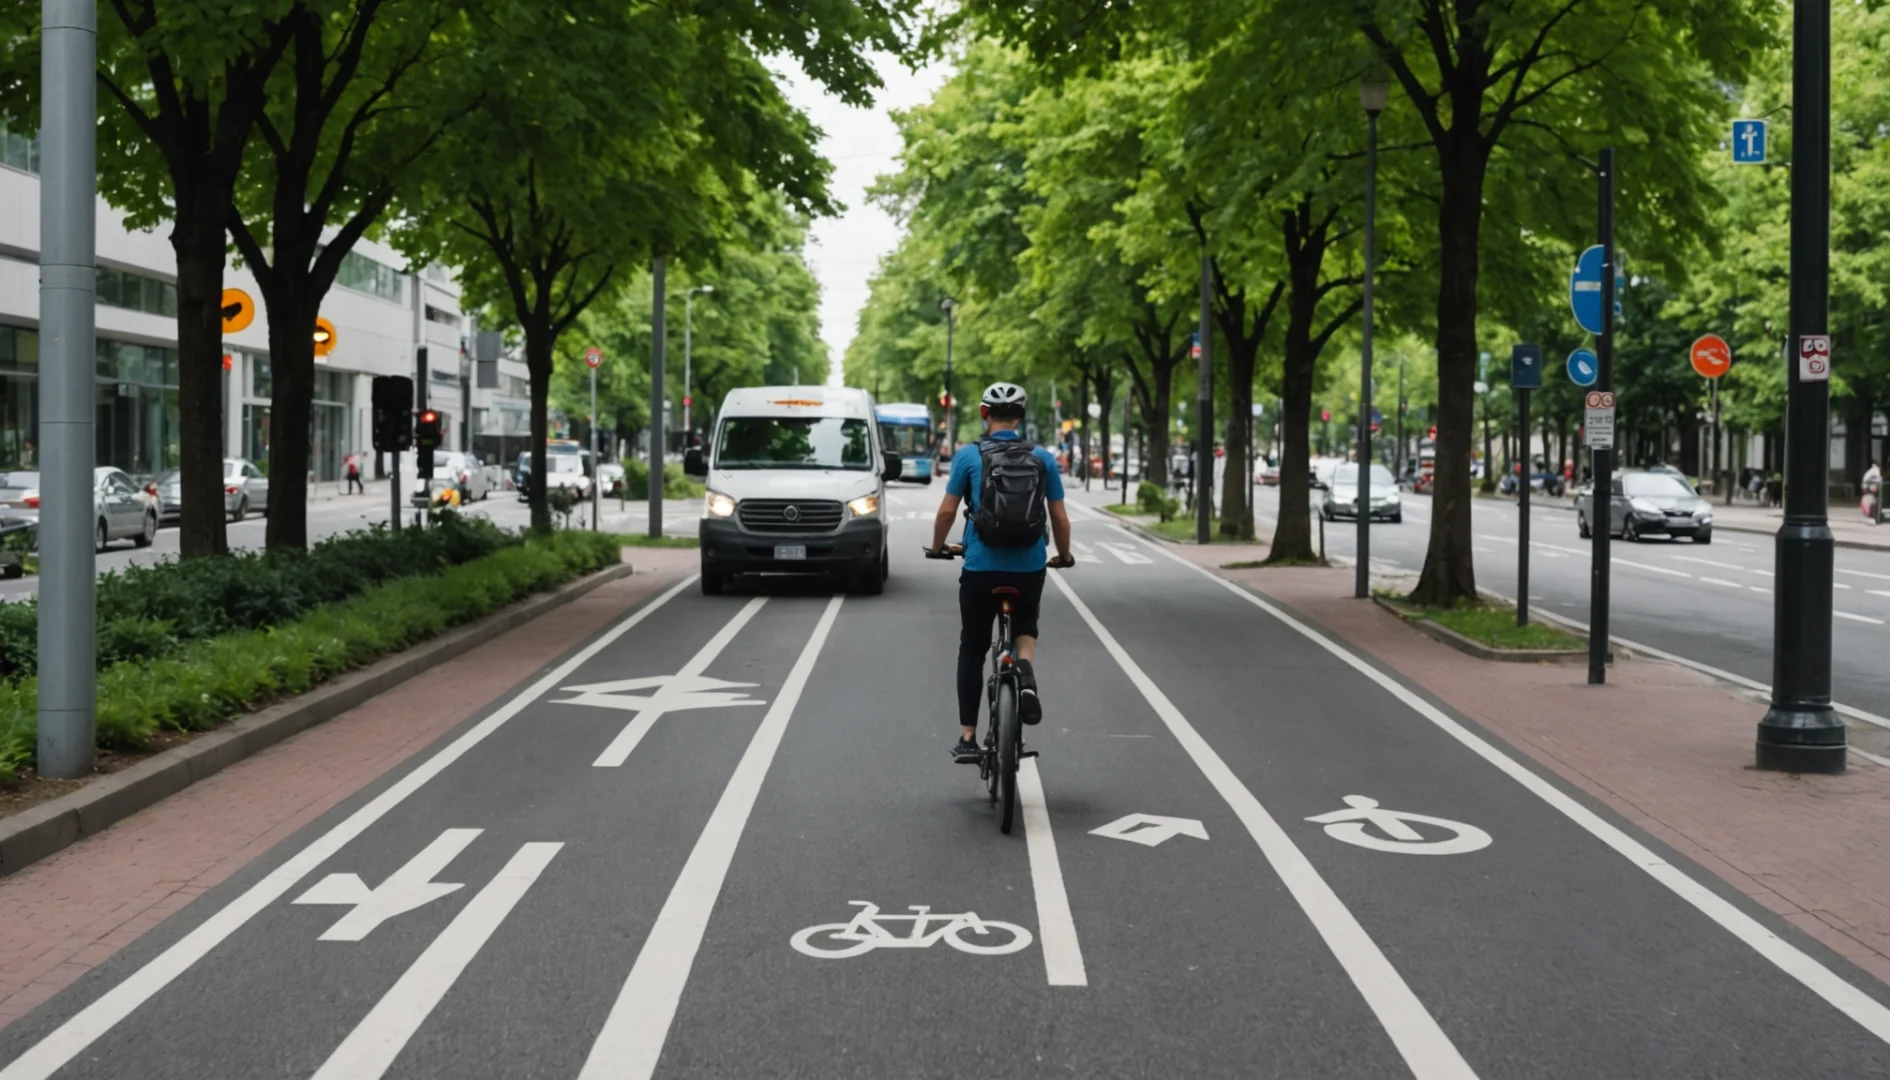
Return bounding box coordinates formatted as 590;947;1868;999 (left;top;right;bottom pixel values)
170;201;231;558
262;285;317;550
1218;335;1255;540
525;318;554;533
1094;368;1116;491
1270;334;1317;562
1410;153;1487;606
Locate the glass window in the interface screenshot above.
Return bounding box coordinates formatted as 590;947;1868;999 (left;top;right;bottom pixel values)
879;423;930;457
95;266;179;316
1621;472;1694;497
334;249;407;303
1332;464;1396;486
0;326;36;371
716;416;872;471
0;124;39;174
251;356;271;398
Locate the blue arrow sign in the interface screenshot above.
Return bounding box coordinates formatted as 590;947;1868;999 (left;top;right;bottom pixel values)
1570;246;1626;335
1567;348;1599;387
1511;344;1543;390
1732;119;1766;164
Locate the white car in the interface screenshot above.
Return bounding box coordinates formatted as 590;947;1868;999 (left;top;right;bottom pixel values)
541;454;593;501
403;450;490;504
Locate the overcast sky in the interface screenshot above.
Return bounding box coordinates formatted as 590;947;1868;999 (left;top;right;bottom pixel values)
776;53;949;386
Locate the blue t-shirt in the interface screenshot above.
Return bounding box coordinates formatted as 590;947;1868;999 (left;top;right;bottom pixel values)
947;430;1065;572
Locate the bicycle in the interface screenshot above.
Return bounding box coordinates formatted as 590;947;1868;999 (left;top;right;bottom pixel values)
790;902;1034;959
923;544;1073;834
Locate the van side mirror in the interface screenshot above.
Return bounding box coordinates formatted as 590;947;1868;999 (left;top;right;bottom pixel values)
881;451;902;481
683;448;708;477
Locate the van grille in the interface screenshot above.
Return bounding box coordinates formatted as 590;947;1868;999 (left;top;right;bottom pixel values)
738;499;845;533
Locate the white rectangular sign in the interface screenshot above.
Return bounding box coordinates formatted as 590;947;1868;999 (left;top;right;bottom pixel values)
1799;335;1831;382
1584;391;1615;450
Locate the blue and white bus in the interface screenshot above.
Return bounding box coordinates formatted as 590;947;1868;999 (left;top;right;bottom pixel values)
876;402;935;484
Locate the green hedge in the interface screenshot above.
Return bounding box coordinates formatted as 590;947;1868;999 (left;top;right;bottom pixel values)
0;530;625;782
619;459;705;501
0;514;517;682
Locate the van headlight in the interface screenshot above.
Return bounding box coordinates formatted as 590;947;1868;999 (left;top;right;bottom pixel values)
704;491;735;518
847;494;880;517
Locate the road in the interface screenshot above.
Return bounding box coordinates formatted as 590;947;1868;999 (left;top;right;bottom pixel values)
3;484;1889;1078
0;484;661;601
1254;486;1890;727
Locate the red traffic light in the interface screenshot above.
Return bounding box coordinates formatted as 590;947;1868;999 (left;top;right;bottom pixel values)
683;395;692;408
939;393;954;408
1428;425;1438;438
420;409;438;424
1320;409;1331;422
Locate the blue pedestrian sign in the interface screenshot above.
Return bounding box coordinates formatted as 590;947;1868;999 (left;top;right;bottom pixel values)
1569;245;1625;335
1511;344;1543;390
1567;348;1599;387
1732;119;1767;164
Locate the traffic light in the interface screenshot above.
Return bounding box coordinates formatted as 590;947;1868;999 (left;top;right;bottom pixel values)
370;375;413;452
415;409;443;479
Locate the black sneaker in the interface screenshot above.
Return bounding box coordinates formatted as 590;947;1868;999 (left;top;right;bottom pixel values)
952;737;982;763
1013;659;1043;725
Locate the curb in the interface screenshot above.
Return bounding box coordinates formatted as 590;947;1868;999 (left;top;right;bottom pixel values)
0;560;639;877
1370;596;1608;665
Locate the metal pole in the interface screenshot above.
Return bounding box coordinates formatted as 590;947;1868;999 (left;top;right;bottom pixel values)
1248;403;1256;537
1196;254;1213;545
1759;0;1843;772
943;303;956;458
37;0;97;779
1588;148;1616;686
683;291;692;440
390;449;400;529
1518;387;1531;627
1356;108;1378;598
650;256;666;539
589;364;598;531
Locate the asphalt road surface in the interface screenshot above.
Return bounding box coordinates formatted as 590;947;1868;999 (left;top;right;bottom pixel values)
1258;486;1890;727
4;486;1890;1078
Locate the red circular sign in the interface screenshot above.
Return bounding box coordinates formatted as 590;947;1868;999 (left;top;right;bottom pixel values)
1690;334;1731;379
584;346;602;369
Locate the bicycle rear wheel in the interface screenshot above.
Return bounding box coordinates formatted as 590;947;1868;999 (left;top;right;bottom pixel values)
997;680;1020;834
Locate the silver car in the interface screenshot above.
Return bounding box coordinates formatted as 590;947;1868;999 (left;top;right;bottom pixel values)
1320;463;1403;523
151;458;269;522
0;469;157;551
1576;468;1714;544
404;450;490;503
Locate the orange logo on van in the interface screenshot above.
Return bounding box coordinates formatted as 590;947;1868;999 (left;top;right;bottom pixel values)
769;399;824;407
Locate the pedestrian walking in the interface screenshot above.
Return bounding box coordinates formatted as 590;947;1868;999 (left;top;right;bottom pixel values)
345;451;364;495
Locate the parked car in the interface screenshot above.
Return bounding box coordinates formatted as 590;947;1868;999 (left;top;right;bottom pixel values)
1319;462;1402;523
1257;458;1281;486
148;458;268;523
532;453;592;503
0;468;158;550
404;450;489;504
1498;471;1567;497
598;462;626;497
1575;468;1713;543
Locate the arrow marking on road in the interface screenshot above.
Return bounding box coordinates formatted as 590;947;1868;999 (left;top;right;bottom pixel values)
1089;813;1209;848
293;828;480;941
1306;797;1491;856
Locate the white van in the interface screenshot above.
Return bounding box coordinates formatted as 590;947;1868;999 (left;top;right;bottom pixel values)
684;386;900;596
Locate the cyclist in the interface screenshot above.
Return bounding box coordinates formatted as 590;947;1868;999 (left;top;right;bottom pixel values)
928;382;1075;763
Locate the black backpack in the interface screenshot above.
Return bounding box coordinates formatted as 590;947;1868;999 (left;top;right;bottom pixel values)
972;437;1049;548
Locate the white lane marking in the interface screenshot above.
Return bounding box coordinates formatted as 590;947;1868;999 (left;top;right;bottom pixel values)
1835;611;1885;625
294;828;479;941
1698;577;1744;589
579;596;844;1080
1613;558;1692;578
1018;758;1087;986
1855;747;1890;769
1840;568;1890;582
1307;797;1493;856
310;842;563;1080
1750;586;1773;594
591;597;768;766
1837;583;1854;590
1116;526;1890;1049
1100;541;1153;565
1047;571;1476;1079
1869;590;1890;600
0;574;699;1080
1090;813;1208;847
1672;555;1765;574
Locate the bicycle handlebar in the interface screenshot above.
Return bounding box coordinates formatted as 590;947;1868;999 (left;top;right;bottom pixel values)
922;545;1076;569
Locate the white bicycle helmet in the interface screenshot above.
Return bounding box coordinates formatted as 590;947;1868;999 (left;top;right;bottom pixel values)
981;382;1028;407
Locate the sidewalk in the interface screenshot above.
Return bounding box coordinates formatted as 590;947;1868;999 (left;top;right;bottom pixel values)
1162;542;1890;990
0;548;697;1029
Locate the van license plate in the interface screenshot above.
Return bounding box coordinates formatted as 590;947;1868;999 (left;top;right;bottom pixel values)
774;545;807;561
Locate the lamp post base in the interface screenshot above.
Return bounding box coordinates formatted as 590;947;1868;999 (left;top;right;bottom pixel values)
1755;706;1846;774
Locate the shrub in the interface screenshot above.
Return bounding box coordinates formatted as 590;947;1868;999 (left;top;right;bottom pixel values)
1136;481;1180;522
1;529;625;777
620;459;704;501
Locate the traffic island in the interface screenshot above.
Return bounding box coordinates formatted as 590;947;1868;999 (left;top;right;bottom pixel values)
1371;594;1604;664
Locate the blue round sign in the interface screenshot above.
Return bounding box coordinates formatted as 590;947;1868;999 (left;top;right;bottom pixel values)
1567;348;1599;387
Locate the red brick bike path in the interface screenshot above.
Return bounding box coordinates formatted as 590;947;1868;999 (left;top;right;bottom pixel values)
1182;550;1890;991
0;550;695;1028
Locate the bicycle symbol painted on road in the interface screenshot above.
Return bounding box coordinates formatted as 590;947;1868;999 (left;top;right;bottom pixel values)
790;902;1034;959
1306;796;1492;856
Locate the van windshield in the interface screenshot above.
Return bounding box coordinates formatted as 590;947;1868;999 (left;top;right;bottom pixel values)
717;416;872;471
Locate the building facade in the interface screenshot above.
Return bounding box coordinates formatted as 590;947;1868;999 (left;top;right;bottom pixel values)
0;124;532;486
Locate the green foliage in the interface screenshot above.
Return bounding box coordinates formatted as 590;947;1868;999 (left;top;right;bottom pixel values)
1136;481;1179;522
617;460;704;502
0;514;514;684
0;530;624;781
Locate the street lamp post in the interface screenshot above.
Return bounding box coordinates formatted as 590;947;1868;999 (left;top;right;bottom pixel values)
683;285;713;441
1356;74;1387;599
940;296;958;457
1759;0;1844;772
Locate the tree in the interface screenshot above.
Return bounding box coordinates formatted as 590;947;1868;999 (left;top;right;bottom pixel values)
0;2;296;558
